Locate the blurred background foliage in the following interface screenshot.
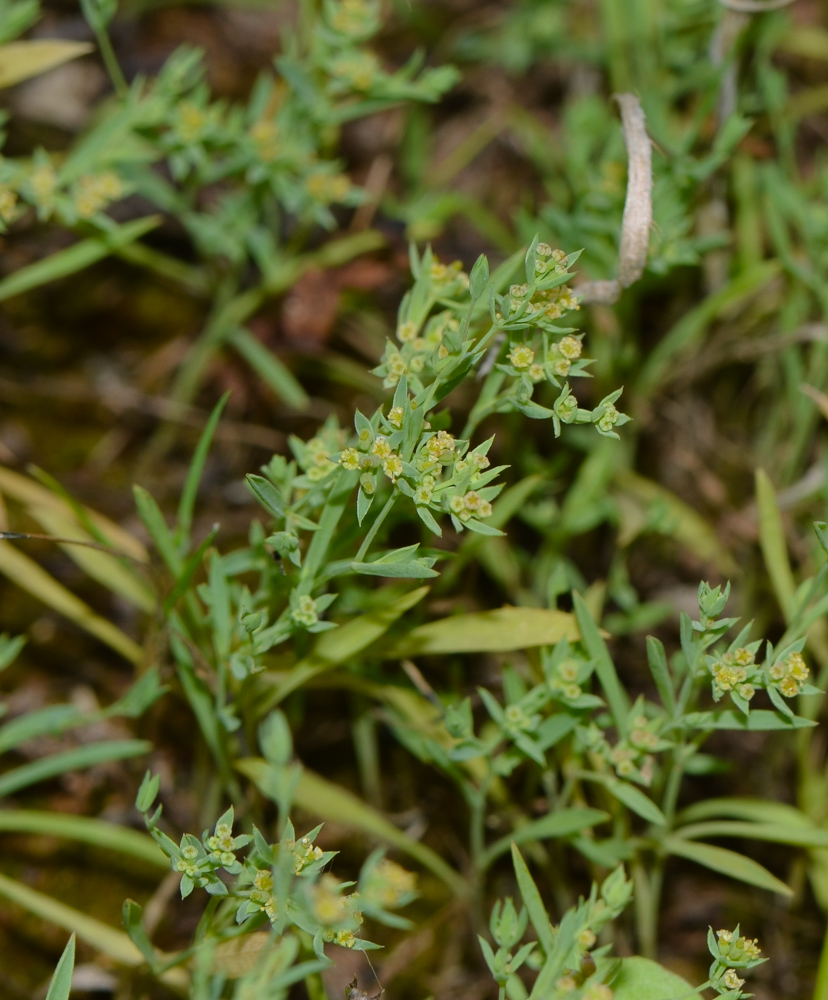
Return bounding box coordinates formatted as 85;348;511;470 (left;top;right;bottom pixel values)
6;0;828;997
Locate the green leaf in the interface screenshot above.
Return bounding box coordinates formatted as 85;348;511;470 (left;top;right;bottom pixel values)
646;636;675;714
756;468;796;622
227;327;309;410
0;217;160;302
595;775;666;826
351;559;439;578
0;739;150;798
510;843;554;955
386;607;579;657
663;836;793;896
238;757;466;897
122;900;158;970
677;796;814;828
690;709;816;730
176;392;229;544
133;485;182;576
44;934;75;1000
674;820;828;849
480;808;608;869
261;585;429;708
573;592;630;735
608;956;702;1000
245;474;285;520
0;810;166;866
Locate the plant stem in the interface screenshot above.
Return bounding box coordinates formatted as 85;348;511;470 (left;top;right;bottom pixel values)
355;494;396;562
94;25;128;98
814;921;828;1000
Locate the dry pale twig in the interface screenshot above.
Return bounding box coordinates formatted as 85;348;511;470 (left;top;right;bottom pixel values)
578;94;652;305
715;0;796;11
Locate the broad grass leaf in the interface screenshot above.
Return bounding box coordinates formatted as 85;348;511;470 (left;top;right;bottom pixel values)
599;775;666;826
510;843;554;954
695;708;815;730
0;810;166;867
45;934;75;1000
0;541;142;662
663;836;792;896
677;796;814;827
386;606;579;657
238;757;466;897
480;807;608;868
756;468;796;622
674;820;828;849
0;40;91;88
608;956;702;1000
351;559;438;578
573;592;630;734
0;739;151;798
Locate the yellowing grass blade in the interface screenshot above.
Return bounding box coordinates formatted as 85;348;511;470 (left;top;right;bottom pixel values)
0;872;187;988
28;505;155;612
0;40;93;89
0;540;142;662
0;465;148;562
386;606;579;658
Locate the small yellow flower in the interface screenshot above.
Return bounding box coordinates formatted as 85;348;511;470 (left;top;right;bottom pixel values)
558;335;582;360
737;683;755;700
528;363;546;382
388;406;404;428
360;473;376;495
779;674;800;698
723;969;745;991
340;447;361;470
0;186;17;223
397;321;418;342
553;357;571;377
414;484;433;505
371;435;392;458
449;495;466;514
382;454;403;480
578;928;596;949
508;344;535;369
555;976;577;993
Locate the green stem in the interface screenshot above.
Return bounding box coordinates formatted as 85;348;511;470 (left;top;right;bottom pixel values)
632;858;658;960
94;25;128;98
355;494;396;562
814;921;828;1000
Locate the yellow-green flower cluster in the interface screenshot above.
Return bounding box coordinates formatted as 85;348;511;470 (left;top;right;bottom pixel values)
710;646;758;703
361;857;417;909
310;873;364;948
291;595;319;627
708;927;764;996
769;649;809;698
73;172;124;219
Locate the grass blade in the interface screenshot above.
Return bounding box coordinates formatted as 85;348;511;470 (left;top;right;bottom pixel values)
663;836;792;896
44;933;75;1000
0;540;142;662
480;808;608;869
0;740;150;798
386;606;580;657
0;810;167;866
0;217;160;302
573;592;630;735
176;392;230;544
227;327;309;410
756;468;796;622
0;872;188;986
510;843;554;954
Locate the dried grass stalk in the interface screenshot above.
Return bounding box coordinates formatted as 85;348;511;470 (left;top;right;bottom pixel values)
578;93;652;305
